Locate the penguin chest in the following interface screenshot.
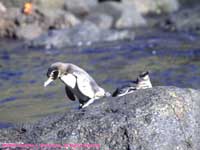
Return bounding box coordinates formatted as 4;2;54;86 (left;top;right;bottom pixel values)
60;74;76;89
60;74;91;101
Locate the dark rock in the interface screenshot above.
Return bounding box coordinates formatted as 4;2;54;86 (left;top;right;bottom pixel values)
27;21;135;49
63;0;98;17
0;86;200;150
85;13;114;29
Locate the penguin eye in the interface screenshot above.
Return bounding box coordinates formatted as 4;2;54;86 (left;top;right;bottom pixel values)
52;70;59;80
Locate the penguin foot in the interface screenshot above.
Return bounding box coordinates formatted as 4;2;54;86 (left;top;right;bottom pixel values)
81;98;96;108
78;104;83;110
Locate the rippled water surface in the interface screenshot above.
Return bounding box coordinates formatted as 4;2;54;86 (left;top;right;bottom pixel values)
0;29;200;126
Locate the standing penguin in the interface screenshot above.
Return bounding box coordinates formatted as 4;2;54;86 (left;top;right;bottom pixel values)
44;62;110;108
112;71;152;97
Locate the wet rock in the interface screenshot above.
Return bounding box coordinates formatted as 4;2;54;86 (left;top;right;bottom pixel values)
15;23;43;40
124;0;179;14
63;0;98;17
0;86;199;150
27;21;135;49
85;13;113;29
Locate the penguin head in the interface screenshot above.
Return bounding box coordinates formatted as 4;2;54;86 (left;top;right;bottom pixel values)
139;71;149;81
137;71;152;89
44;66;60;87
44;62;70;87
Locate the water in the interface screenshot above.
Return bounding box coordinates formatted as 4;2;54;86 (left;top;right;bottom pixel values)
0;29;199;126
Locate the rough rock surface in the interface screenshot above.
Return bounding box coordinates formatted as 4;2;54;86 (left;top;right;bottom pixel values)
0;86;199;150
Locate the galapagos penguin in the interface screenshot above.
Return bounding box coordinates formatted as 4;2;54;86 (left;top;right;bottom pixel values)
44;62;110;108
112;71;152;97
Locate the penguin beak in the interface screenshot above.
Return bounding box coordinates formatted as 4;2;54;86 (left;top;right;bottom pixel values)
44;78;53;87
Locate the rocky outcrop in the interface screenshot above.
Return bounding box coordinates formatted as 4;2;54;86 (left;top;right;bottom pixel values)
158;6;200;34
124;0;179;14
85;13;113;29
27;21;135;48
0;0;182;42
91;1;147;29
64;0;98;16
0;86;199;150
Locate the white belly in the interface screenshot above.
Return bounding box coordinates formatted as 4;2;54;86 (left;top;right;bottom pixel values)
60;74;76;88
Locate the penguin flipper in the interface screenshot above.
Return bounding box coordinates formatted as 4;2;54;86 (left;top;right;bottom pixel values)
76;75;95;98
112;88;120;97
65;86;76;101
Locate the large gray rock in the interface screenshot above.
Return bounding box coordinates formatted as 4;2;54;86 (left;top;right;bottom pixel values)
35;9;81;29
15;23;43;40
159;6;200;34
91;1;147;29
27;21;135;49
64;0;98;17
0;86;200;150
124;0;179;14
85;13;114;29
115;3;147;29
1;0;65;9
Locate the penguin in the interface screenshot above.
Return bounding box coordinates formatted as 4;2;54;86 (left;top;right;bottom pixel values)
112;71;152;97
44;62;110;108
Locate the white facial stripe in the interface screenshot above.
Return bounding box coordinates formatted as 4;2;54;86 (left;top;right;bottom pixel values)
44;78;53;87
60;74;76;88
